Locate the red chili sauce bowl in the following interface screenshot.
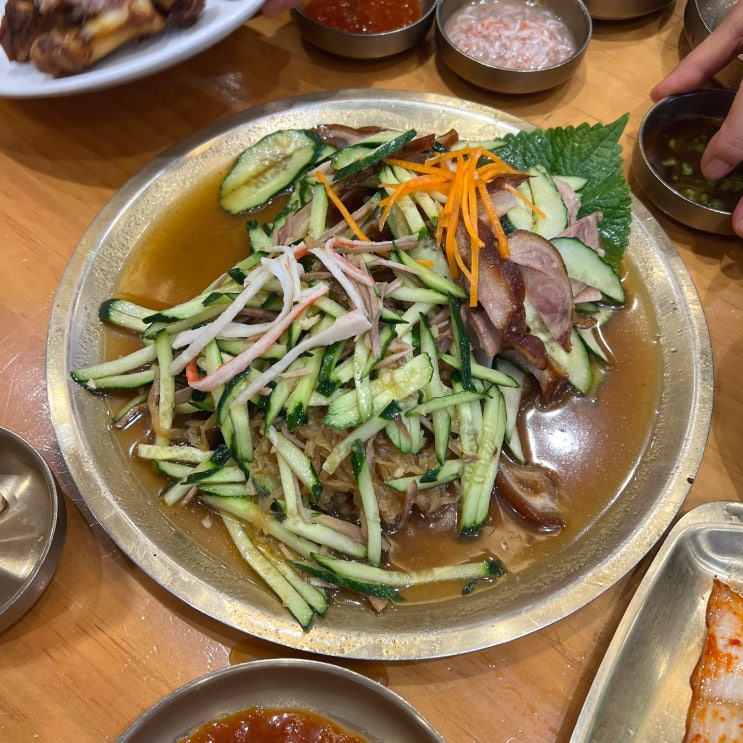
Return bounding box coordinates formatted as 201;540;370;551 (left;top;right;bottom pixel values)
291;0;436;59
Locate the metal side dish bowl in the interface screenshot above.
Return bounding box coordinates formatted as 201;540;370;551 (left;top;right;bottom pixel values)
291;0;436;59
435;0;592;94
634;88;741;235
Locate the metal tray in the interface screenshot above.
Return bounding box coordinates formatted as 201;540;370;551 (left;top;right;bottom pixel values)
117;658;444;742
47;89;713;660
570;501;743;743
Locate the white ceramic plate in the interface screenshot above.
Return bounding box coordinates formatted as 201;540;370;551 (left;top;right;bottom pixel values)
0;0;261;98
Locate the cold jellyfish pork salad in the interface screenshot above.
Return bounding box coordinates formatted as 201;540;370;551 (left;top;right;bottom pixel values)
72;116;632;629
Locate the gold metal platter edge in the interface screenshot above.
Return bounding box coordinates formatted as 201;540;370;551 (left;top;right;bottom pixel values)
46;89;714;660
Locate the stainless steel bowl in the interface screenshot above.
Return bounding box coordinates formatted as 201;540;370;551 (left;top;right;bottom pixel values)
291;0;436;59
584;0;673;20
684;0;742;88
633;88;738;235
0;426;66;633
117;659;445;743
435;0;592;94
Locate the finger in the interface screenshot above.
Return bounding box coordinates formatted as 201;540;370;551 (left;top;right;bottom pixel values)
651;3;743;100
262;0;301;17
732;195;743;238
700;92;743;179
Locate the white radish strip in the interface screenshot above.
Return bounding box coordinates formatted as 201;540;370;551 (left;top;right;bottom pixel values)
169;264;272;374
231;309;372;407
311;247;368;317
189;284;330;391
325;241;375;287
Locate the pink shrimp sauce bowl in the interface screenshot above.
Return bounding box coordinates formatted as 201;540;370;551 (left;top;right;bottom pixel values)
435;0;592;94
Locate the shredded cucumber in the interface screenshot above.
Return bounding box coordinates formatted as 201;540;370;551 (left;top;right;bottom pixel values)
73;120;629;630
219;129;325;214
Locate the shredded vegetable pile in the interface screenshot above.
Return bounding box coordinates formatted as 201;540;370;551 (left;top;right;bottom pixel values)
380;146;530;307
72;118;631;629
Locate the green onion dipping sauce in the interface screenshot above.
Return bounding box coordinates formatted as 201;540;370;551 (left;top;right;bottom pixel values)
645;114;743;212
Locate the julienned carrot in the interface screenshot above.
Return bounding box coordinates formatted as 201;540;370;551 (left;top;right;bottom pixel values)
379;174;450;227
383;158;449;177
316;171;370;242
461;148;483;249
378;146;526;306
477;180;510;260
505;183;546;220
443;155;465;280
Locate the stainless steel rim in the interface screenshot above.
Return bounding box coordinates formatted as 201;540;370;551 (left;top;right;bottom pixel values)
47;89;713;660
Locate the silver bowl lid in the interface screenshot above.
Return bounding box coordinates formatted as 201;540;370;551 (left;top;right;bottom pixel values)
0;426;66;633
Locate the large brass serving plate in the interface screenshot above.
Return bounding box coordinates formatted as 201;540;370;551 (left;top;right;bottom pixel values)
47;90;713;660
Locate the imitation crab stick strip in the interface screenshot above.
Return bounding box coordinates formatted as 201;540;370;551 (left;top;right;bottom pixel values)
311;247;369;318
324;241;375;287
189;283;329;392
169;244;308;374
185;357;200;385
169;265;273;375
231;309;372;407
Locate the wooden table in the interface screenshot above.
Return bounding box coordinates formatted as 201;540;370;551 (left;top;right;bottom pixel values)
1;1;741;740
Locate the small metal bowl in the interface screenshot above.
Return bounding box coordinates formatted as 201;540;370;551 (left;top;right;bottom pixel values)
633;88;739;235
0;426;66;633
435;0;592;94
584;0;673;20
291;0;436;60
117;659;446;742
684;0;742;89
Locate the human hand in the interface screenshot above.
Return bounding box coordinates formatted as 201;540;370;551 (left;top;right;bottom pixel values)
650;2;743;237
261;0;302;17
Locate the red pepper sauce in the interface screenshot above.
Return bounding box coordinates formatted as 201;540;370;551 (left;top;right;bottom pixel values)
179;706;369;743
303;0;422;34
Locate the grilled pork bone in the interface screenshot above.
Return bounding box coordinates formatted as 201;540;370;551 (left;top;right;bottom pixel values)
0;0;204;76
